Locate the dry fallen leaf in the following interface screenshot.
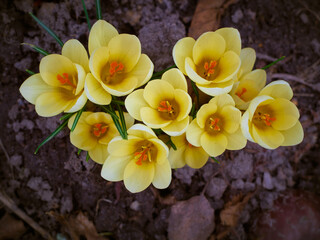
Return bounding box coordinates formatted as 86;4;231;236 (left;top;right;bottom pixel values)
0;213;27;240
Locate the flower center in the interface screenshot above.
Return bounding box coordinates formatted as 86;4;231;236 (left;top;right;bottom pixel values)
209;117;221;131
236;87;247;100
109;61;124;77
203;60;217;78
134;145;152;165
92;123;108;137
57;73;76;88
254;112;276;126
158;101;174;114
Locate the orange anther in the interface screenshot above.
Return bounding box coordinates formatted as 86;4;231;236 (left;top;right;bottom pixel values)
93;123;108;137
236;88;247;99
109;61;124;76
57;73;76;88
203;60;217;78
158;101;174;114
209;117;221;131
134;146;151;165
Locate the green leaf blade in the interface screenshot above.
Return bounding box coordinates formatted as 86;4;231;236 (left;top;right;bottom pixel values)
21;43;49;56
81;0;91;30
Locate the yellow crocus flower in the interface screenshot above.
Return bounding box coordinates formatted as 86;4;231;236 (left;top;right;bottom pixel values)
125;68;192;136
19;39;89;117
186;94;247;157
241;80;304;149
85;20;154;103
173;28;241;96
68;111;134;164
230;48;266;110
101;124;171;193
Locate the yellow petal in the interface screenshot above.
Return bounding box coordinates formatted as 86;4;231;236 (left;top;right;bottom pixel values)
215;28;241;56
174;89;192;121
68;111;92;129
124;160;155;193
89;143;109;164
268;99;300;131
89;46;109;82
212;51;240;83
240;111;255;142
127;54;154;88
247;95;273;120
125;89;148;121
258;80;293;100
197;79;234;96
209;93;235;108
162;116;189;136
40;54;77;87
225;128;247;150
127;124;157;139
252;124;284;149
149;138;169;165
88;20;118;55
101;155;132;181
108;135;142;157
280;121;304;146
64;91;87;113
70;124;97;150
197;102;217;128
172;37;195;75
85;73;112;105
19;73;56;104
171;133;188;148
102;76;138;96
152;160;171;189
143;80;174;108
185;146;209;169
85;111;113;125
141;107;171;128
193;32;226;65
220;105;241;134
162;68;188;91
168;147;186;169
74;63;86;96
99;124;119;145
108;34;141;72
185;57;211;85
238;48;256;78
62;39;89;72
186;119;203;147
200;132;228;157
124;112;135;129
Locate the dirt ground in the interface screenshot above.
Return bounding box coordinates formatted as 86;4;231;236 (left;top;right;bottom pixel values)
1;0;320;239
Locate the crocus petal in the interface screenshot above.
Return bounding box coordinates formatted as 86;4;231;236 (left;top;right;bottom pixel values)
168;147;186;169
99;124;119;145
89;143;109;164
220;105;241;134
124;161;155;193
186;119;203;147
238;48;256;78
102;76;138;97
89;47;109;82
196;102;217;128
209;93;235;108
225;128;247;150
215;28;241;56
185;57;211;85
185;146;209;169
40;54;77;87
149;138;169;165
107;136;142;157
162;68;188;91
101;155;132;181
152;160;171;189
280;121;304;146
197;79;234;96
85;73;112;105
252;125;284;149
172;37;195;75
125;89;149;121
68;112;92;129
124;112;135;129
19;73;56;104
88;19;118;55
247;95;273;120
211;51;240;83
171;133;188;148
174;89;192;121
62;39;89;72
127;124;157;139
240;111;255;142
193;32;226;65
108;34;141;72
70;124;97;150
85;112;113;125
162;116;189;136
127;54;154;88
258;80;293;100
200;132;228;157
143;80;174;108
74;63;86;95
140;107;171;128
64;91;87;113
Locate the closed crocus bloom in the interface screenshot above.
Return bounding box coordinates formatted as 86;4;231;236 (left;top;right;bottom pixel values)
20;39;89;117
125;68;192;136
101;124;171;193
241;80;304;149
230;48;266;110
186;94;247;157
85;20;154;103
169;132;209;169
68;112;134;164
173;28;241;96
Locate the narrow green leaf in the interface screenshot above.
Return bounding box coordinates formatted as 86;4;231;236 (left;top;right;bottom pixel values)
152;128;164;136
86;152;90;162
81;0;91;30
71;104;86;132
108;104;125;139
210;156;220;164
100;105;120;120
21;43;49;56
111;99;125;106
190;102;196;119
29;12;64;47
114;98;127;139
59;112;74;121
26;69;35;75
95;0;102;20
151;64;176;80
34;119;68;154
261;56;285;70
190;80;199;108
167;139;177;150
77;149;82;155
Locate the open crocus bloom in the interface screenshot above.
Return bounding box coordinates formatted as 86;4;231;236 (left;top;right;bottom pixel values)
19;39;89;117
241;80;304;149
68;111;134;164
186;94;247;157
85;20;153;102
173;28;241;96
125;68;192;136
101;124;171;193
230;48;266;110
169;132;209;169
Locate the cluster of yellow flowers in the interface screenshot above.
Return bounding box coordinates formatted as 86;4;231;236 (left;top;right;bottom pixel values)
19;20;303;193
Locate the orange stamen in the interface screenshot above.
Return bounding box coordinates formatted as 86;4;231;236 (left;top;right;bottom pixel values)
236;88;247;99
203;60;217;77
209;117;221;131
109;61;124;76
92;123;108;137
134;146;151;165
158;101;174;114
262;113;276;126
57;73;76;88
